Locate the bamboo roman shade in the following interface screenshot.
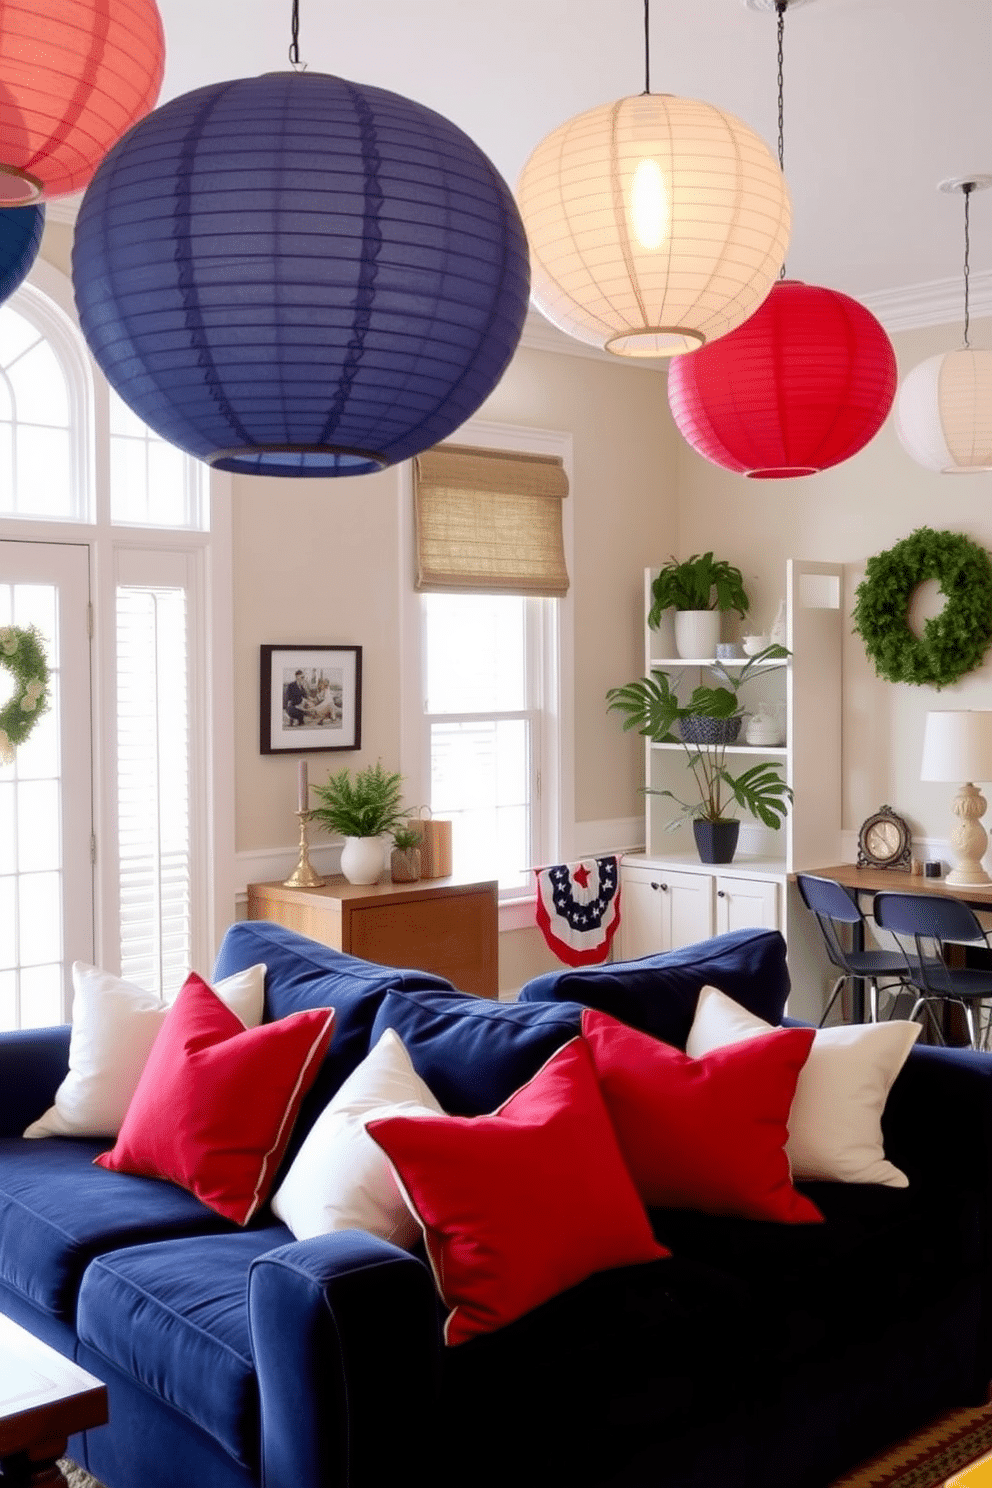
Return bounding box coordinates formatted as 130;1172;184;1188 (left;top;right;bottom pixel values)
414;444;569;596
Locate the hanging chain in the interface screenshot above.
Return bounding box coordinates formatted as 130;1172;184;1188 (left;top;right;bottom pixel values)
963;181;974;348
288;0;304;69
776;1;786;172
643;0;651;95
776;0;787;278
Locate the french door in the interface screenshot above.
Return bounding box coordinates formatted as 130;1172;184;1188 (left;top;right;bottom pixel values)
0;541;93;1027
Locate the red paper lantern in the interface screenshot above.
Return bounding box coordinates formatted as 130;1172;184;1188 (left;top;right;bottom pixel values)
667;281;897;479
0;0;165;204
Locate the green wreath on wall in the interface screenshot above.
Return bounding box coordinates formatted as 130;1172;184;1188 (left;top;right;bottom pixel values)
0;626;50;764
852;527;992;689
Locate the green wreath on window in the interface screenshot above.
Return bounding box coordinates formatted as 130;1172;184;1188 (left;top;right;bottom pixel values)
0;626;50;764
852;527;992;689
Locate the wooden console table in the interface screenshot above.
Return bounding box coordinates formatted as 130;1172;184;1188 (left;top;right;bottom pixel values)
246;875;499;999
0;1313;107;1487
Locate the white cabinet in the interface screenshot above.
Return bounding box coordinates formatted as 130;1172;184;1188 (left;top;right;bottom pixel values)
714;875;779;934
620;865;715;960
619;559;841;958
619;862;780;958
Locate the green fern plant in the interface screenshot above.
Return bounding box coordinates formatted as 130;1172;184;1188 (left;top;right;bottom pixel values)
308;762;405;838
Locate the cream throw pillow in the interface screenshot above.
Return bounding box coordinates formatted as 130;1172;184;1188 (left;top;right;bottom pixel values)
23;961;267;1139
686;985;920;1187
271;1027;445;1247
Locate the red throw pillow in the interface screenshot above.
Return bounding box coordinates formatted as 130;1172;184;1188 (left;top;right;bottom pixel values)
96;973;335;1225
367;1037;669;1346
581;1008;823;1225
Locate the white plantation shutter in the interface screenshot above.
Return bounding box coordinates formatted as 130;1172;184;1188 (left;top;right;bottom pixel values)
116;581;191;999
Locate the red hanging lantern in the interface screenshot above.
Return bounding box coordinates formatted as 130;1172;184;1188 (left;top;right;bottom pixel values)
0;0;165;205
667;280;897;478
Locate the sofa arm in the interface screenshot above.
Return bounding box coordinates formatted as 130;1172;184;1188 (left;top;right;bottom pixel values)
248;1229;443;1488
882;1042;992;1193
0;1026;70;1135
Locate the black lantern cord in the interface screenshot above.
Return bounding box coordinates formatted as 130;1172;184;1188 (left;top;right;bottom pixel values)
288;0;304;69
963;181;974;348
643;0;651;95
775;0;788;278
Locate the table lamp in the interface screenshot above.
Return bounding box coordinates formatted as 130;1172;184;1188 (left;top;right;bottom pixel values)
921;710;992;885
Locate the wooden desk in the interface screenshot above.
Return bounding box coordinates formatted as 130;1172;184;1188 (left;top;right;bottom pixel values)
798;863;992;1021
0;1313;108;1487
246;875;499;999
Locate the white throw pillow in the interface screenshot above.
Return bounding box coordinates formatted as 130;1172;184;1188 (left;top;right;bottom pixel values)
23;961;267;1139
685;985;920;1187
271;1027;444;1247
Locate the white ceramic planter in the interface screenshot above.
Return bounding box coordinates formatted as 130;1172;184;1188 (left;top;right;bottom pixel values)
674;610;721;659
340;835;387;885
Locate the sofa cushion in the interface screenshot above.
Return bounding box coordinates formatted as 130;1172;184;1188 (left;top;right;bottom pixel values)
580;1009;822;1224
369;986;584;1114
96;976;335;1224
77;1228;288;1470
687;986;921;1186
271;1027;445;1247
211;920;457;1155
368;1037;669;1345
23;962;267;1141
0;1136;234;1322
517;927;791;1049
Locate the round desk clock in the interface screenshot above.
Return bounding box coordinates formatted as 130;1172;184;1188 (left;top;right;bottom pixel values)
857;805;912;870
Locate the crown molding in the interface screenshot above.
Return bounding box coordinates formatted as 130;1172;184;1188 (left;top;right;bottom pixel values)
43;193;83;227
518;308;667;371
858;270;992;334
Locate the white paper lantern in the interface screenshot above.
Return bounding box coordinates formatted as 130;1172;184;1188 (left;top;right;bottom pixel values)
517;93;791;358
896;348;992;474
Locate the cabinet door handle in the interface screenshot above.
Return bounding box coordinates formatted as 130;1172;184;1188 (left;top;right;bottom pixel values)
717;889;726;898
650;881;668;892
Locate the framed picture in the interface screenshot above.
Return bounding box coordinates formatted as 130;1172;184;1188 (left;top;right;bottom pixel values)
260;645;362;754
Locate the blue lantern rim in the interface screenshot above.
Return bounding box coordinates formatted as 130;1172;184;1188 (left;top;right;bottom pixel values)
208;444;388;476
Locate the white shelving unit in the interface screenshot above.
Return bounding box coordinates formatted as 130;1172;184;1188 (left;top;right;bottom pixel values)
620;559;843;963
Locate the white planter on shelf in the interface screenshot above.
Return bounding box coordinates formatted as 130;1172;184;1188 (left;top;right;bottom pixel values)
674;609;721;659
340;835;387;885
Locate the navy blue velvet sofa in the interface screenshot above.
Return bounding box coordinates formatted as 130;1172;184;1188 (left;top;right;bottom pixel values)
0;919;990;1488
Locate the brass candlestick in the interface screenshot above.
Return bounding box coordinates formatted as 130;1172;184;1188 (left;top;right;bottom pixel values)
283;810;325;888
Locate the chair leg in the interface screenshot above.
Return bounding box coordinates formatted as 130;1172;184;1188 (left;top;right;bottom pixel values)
818;974;848;1028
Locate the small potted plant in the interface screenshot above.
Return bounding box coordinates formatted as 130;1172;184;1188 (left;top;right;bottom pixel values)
648;552;749;660
308;762;405;884
606;646;792;864
390;824;422;883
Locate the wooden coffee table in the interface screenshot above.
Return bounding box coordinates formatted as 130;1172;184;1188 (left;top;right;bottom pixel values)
0;1315;107;1487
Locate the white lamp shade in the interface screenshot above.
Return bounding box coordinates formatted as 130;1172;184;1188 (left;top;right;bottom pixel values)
896;348;992;473
517;93;791;358
921;710;992;782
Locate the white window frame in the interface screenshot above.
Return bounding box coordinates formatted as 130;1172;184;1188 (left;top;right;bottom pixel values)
399;419;575;921
3;259;235;981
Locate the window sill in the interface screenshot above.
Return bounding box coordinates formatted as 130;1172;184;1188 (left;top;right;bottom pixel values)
499;894;537;934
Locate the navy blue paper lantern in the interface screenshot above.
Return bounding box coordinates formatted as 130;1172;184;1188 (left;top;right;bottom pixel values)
0;206;45;305
71;72;530;476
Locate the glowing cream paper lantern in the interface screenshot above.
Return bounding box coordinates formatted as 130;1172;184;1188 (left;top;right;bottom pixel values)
517;93;791;357
896;349;992;474
896;177;992;475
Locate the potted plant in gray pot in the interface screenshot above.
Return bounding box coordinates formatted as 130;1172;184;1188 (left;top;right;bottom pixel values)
606;647;792;864
308;762;406;884
649;552;750;660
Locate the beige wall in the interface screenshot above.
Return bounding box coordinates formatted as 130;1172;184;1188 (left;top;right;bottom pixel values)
232;344;677;857
674;315;992;854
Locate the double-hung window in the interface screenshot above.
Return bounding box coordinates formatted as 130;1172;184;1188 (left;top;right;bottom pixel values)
404;427;572;897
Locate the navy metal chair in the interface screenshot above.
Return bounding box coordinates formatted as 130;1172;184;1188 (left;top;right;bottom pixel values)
795;873;911;1026
872;890;992;1048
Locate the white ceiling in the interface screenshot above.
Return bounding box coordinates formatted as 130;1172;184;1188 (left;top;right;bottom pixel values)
143;0;992;332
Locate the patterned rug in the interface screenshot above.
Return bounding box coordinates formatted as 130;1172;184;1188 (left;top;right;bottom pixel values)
829;1406;992;1487
57;1408;992;1488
